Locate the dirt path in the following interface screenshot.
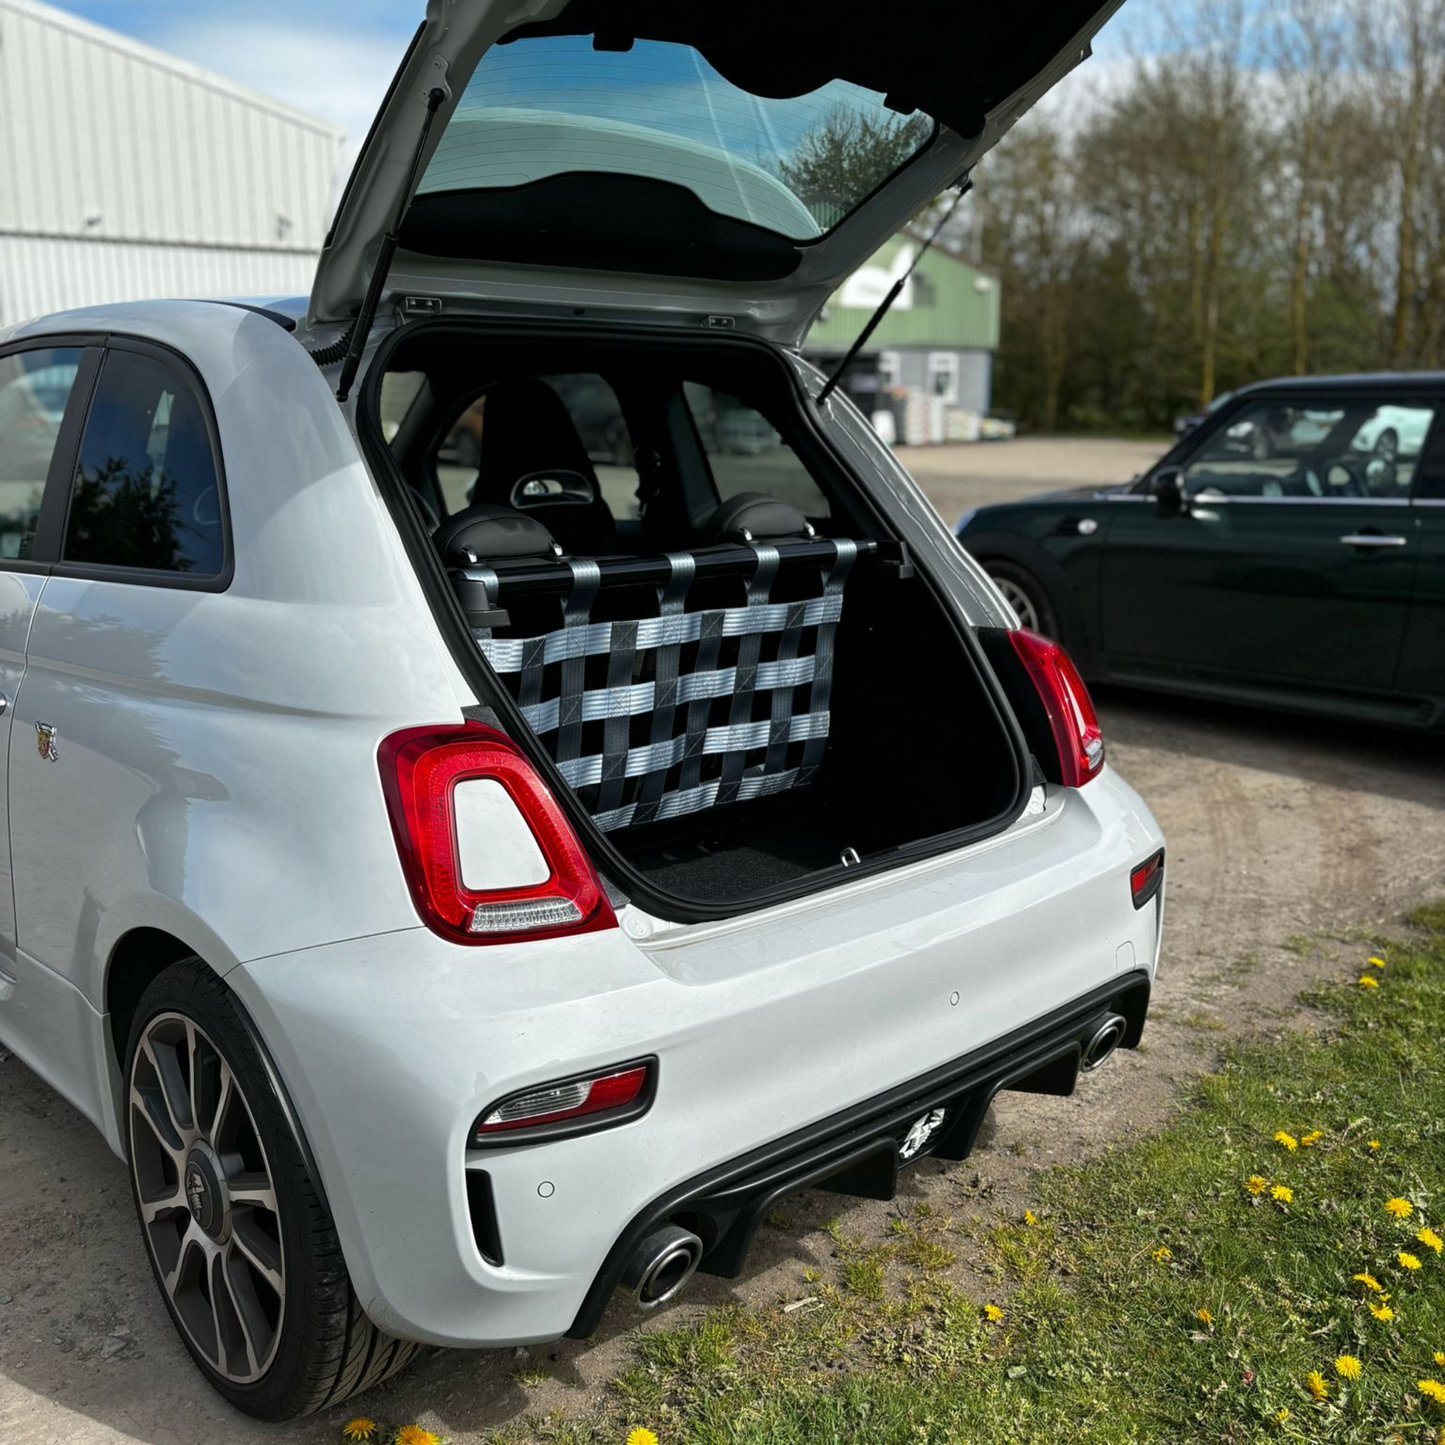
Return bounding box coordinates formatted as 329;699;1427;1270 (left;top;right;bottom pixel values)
2;444;1441;1445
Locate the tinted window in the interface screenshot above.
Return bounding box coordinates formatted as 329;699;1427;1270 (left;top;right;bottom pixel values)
684;383;831;520
0;347;83;560
1185;399;1436;501
64;351;224;575
420;36;934;241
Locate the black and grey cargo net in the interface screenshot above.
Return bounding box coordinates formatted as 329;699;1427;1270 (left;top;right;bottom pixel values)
467;541;857;832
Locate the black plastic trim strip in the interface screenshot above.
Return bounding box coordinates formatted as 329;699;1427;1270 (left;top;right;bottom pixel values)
355;314;1032;926
467;1056;658;1150
567;969;1152;1336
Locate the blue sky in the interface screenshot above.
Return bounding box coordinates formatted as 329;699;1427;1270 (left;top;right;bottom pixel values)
47;0;1158;165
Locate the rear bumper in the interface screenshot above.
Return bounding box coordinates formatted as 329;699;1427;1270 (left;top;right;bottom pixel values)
228;765;1163;1348
567;968;1150;1337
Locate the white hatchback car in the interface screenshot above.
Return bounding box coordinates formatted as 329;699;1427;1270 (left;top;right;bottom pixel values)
0;0;1162;1421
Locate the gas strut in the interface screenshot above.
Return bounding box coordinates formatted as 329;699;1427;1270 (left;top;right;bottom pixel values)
333;86;447;404
817;178;972;408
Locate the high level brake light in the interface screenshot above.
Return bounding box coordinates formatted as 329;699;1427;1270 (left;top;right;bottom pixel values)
379;723;616;944
1007;629;1106;787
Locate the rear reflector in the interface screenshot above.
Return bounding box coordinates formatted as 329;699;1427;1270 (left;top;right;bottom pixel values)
378;723;616;944
1131;849;1164;909
473;1062;653;1145
1007;629;1105;787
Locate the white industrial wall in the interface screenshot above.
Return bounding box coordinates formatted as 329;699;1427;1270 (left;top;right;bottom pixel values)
0;0;343;325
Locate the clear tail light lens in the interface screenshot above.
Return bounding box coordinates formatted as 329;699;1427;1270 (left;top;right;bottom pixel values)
1007;629;1105;787
379;723;616;944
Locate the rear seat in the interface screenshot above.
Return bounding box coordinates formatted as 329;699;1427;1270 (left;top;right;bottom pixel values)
441;493;862;833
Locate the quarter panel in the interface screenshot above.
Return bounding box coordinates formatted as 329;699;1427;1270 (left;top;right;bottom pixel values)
5;303;475;1007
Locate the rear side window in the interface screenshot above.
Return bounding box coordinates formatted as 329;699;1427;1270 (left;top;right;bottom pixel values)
684;383;831;521
0;347;83;560
64;351;224;576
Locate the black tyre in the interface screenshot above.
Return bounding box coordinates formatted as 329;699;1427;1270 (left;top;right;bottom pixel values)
124;959;421;1420
982;559;1059;638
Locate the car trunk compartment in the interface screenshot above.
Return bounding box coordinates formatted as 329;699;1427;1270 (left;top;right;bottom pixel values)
362;321;1028;916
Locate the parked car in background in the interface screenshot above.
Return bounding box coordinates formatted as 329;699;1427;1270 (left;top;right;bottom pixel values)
0;0;1162;1422
1172;389;1234;438
958;373;1445;730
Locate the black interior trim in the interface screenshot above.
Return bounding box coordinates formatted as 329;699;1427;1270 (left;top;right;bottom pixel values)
357;314;1031;926
401;176;803;283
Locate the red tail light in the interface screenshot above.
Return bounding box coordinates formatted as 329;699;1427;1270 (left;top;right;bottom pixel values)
472;1061;653;1144
1007;629;1105;787
379;723;616;944
1131;850;1165;909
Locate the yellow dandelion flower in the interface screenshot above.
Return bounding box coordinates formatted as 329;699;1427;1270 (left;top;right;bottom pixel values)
1274;1406;1290;1423
1152;1245;1173;1263
1419;1379;1445;1406
1400;1251;1423;1271
1335;1355;1362;1380
1274;1131;1299;1151
1023;1209;1037;1226
1435;1352;1445;1368
1305;1369;1329;1400
1354;1272;1383;1293
627;1430;661;1445
1271;1184;1294;1203
1369;1140;1382;1150
1386;1197;1414;1219
1301;1130;1324;1147
1197;1307;1214;1324
1370;1301;1395;1321
1359;975;1380;988
1418;1228;1444;1254
342;1421;377;1443
395;1428;440;1445
1246;1175;1269;1195
983;1303;1003;1322
1368;955;1386;968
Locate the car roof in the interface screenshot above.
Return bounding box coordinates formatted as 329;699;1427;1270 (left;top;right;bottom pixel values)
1234;371;1445;397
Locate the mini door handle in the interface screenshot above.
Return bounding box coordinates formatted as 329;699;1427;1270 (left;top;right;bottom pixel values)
1339;533;1407;548
0;692;6;715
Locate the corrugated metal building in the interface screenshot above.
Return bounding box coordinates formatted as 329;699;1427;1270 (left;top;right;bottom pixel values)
0;0;342;327
807;233;1001;443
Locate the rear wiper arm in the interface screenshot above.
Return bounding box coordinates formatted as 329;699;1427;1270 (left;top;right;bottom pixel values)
333;86;447;404
817;178;971;408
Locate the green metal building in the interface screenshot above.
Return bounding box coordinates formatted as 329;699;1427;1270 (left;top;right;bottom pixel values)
806;232;1001;440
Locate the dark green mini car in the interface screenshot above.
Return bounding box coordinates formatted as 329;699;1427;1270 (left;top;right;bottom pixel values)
956;374;1445;730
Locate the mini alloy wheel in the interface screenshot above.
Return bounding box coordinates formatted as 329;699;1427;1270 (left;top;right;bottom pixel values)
129;1011;285;1384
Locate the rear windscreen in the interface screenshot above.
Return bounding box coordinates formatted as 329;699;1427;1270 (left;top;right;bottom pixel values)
416;34;935;240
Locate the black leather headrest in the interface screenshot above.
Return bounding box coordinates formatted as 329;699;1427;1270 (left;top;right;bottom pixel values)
708;491;814;543
471;379;601;509
433;504;560;567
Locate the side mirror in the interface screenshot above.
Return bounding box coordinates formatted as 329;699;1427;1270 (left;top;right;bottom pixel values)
1151;467;1188;519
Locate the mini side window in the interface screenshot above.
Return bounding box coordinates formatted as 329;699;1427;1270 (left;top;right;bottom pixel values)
64;350;224;576
0;347;84;561
683;383;831;522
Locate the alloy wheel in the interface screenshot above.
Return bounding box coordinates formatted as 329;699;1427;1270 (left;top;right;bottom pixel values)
129;1012;285;1384
992;574;1042;633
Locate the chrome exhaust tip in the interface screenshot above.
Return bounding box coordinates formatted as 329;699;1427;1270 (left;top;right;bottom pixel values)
619;1225;704;1310
1080;1014;1127;1073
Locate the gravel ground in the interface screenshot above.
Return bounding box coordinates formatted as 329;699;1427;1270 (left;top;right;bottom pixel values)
3;437;1441;1445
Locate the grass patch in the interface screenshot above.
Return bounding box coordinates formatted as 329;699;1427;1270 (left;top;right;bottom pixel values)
506;922;1445;1445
